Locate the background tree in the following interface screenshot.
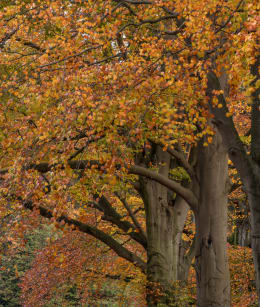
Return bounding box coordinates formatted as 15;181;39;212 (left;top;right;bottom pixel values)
0;224;54;307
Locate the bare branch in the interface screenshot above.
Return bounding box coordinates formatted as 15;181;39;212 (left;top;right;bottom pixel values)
15;38;46;52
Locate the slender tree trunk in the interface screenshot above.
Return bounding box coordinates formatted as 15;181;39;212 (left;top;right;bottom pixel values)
195;130;230;307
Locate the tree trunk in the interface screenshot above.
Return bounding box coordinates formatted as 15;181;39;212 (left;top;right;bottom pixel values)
230;201;251;247
195;130;230;307
206;56;260;304
139;147;191;306
247;175;260;304
141;178;177;306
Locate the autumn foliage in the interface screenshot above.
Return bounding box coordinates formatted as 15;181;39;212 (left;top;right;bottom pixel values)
0;0;259;306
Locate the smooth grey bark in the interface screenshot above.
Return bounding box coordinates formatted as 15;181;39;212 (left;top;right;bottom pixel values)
195;130;230;307
139;147;177;306
139;146;193;306
137;137;231;307
140;177;178;306
206;55;260;303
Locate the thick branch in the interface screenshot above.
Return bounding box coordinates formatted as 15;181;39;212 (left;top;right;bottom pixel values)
1;156;198;209
215;0;244;34
15;38;46;52
1;160;197;209
95;195;147;249
118;15;180;33
114;192;147;241
23;160;101;173
166;147;194;177
149;140;194;177
22;199;146;273
129;165;198;210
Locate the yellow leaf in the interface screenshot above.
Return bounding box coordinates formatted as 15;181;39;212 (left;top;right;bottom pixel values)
39;135;46;141
109;176;117;185
59;254;64;262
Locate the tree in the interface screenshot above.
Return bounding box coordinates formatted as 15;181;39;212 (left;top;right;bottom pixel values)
20;229;133;307
0;0;257;305
0;224;54;307
206;51;260;304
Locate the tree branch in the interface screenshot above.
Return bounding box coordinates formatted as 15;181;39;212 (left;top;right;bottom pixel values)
22;199;146;273
118;15;180;33
1;159;198;210
114;191;147;241
149;140;194;177
23;160;101;173
0;28;18;48
94;195;147;249
215;0;244;34
166;147;194;178
114;0;152;4
129;165;198;210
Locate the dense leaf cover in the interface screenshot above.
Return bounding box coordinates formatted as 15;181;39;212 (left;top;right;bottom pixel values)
0;0;259;306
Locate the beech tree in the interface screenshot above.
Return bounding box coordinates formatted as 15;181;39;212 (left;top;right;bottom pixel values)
0;0;258;306
206;53;260;304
